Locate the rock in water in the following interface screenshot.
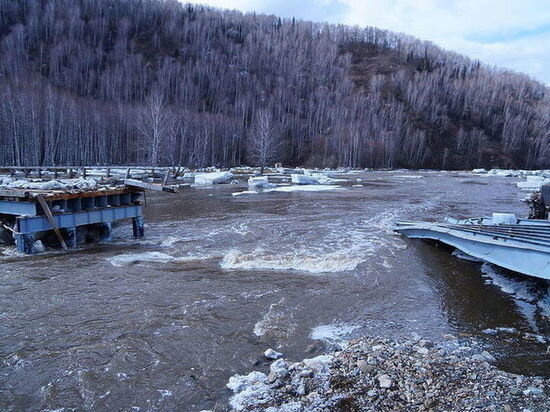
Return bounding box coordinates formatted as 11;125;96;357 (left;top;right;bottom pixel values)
264;348;283;360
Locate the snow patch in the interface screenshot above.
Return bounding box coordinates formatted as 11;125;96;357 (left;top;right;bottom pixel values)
0;177;98;191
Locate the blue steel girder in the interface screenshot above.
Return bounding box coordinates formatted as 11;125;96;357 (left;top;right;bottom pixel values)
0;200;38;216
16;205;143;234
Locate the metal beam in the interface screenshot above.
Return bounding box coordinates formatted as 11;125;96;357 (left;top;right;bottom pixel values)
0;200;38;216
17;205;143;234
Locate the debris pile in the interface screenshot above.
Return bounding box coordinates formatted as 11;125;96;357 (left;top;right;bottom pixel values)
0;177;100;191
227;335;549;411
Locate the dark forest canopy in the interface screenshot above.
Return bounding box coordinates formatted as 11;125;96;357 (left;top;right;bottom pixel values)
0;0;549;169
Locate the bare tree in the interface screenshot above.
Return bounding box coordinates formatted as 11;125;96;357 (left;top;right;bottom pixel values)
135;88;177;166
0;0;548;169
248;110;280;173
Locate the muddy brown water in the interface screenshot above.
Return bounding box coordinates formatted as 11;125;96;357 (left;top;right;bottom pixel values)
0;170;548;411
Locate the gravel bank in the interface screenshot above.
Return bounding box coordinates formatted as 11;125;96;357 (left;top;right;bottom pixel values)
227;335;549;411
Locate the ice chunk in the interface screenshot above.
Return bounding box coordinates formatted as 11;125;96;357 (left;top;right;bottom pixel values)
491;213;516;225
291;174;320;185
264;348;283;359
302;355;333;373
248;176;274;189
226;371;272;411
32;240;46;253
232;190;258;196
193;172;234;185
265;185;342;193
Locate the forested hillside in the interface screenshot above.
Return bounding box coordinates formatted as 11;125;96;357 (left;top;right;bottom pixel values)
0;0;549;169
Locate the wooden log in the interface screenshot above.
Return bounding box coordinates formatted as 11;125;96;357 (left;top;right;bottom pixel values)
36;195;68;250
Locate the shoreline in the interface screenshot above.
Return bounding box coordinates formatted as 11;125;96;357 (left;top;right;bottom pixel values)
226;335;549;411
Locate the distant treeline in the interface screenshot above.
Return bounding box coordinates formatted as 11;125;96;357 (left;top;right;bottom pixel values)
0;0;549;169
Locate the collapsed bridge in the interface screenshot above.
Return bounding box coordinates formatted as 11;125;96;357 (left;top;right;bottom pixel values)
0;166;178;254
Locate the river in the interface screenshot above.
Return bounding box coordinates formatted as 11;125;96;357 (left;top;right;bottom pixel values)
1;170;548;411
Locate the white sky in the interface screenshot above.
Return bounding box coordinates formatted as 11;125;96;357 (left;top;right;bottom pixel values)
188;0;550;85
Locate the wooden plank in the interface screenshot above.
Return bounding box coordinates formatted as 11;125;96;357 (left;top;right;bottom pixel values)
124;179;177;193
163;169;170;185
0;189;29;198
36;195;68;250
0;187;142;202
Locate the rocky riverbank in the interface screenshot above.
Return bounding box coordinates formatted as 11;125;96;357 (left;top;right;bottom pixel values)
226;335;549;411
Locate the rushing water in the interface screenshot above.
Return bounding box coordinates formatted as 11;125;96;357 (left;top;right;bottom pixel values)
1;170;548;411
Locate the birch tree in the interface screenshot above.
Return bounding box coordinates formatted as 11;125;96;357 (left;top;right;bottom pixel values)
135;88;177;166
248;110;280;173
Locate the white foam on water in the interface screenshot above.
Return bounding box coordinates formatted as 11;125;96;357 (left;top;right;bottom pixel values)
481;263;550;320
221;249;364;273
231;222;251;236
538;287;550;318
310;323;360;344
232;190;258;196
173;254;216;263
160;236;188;248
157;389;172;398
107;252;175;267
253;298;296;338
391;175;424;179
0;247;23;258
481;263;535;301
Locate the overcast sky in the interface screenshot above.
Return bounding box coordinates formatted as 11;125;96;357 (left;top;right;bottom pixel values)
190;0;550;85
